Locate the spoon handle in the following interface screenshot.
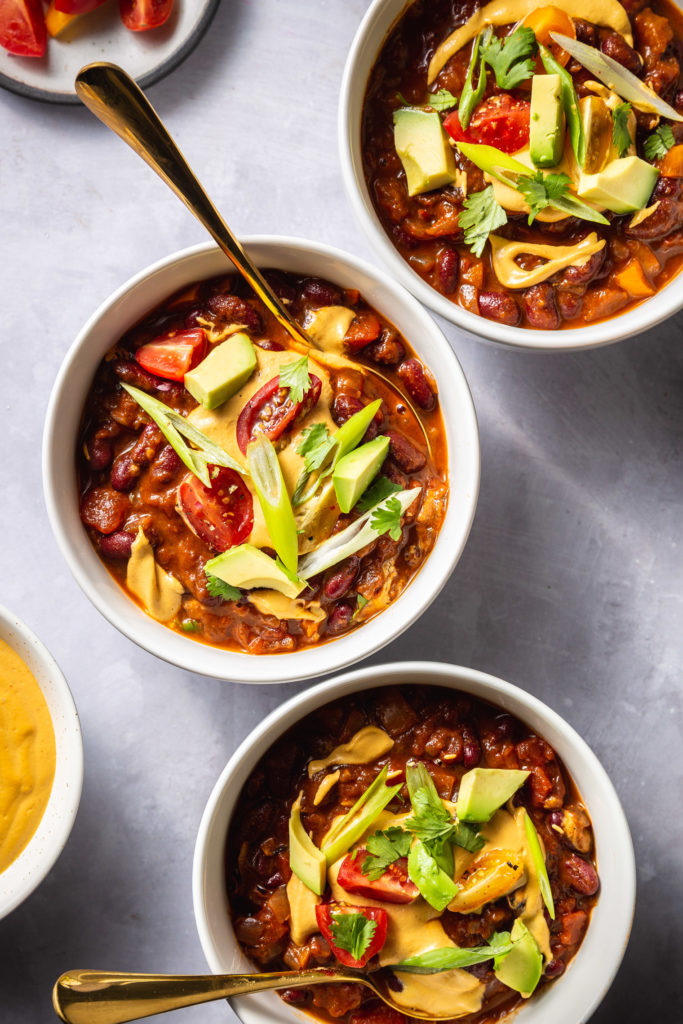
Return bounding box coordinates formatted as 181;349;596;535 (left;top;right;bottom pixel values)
73;62;313;352
53;966;360;1024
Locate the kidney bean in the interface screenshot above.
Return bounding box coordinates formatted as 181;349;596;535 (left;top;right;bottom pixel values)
365;328;406;365
479;291;521;326
383;458;408;490
151;443;183;484
397;358;436;410
112;359;164;392
280;990;306;1004
556;289;583;320
653;176;683;200
131;422;163;463
435;246;459;294
331;395;383;442
386;429;426;473
462;726;481;768
99;530;134;559
560;853;600;896
254;338;284;352
323;557;360;601
80;486;129;534
344;312;383;352
555;247;606;287
573;18;597;45
111;452;140;492
326;601;354;634
85;435;113;471
300;277;342;307
626;198;683;240
545;958;566;979
547;810;564;830
523;283;561;330
207;294;263;333
600;30;643;74
262;269;297;303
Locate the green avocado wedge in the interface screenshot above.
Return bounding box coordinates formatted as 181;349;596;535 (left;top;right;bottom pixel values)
289;795;327;895
493;919;543;997
333;436;390;513
247;435;298;574
184;332;256;410
204;545;303;599
455;768;530;823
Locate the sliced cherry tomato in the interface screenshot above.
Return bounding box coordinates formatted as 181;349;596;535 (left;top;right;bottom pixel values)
522;6;576;67
315;903;388;968
0;0;46;56
337;850;418;905
444;96;531;155
236;374;322;454
54;0;108;13
119;0;174;30
135;328;207;382
177;467;253;552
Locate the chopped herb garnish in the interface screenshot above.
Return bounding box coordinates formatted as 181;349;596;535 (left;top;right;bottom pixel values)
427;88;458;112
180;618;200;633
354;594;369;620
405;762;486;853
355;477;402;513
459;186;508;257
362;826;413;880
370;496;403;541
279;356;311;404
292;422;338;506
643;123;675;161
612;102;632;158
516;171;572;224
329;911;377;962
396;91;411;106
481;25;537;89
205;574;242;602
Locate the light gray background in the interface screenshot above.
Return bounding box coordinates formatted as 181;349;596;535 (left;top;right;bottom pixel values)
1;0;681;1020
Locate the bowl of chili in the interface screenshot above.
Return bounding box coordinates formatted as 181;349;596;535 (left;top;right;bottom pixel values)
43;238;479;683
194;661;635;1024
339;0;683;350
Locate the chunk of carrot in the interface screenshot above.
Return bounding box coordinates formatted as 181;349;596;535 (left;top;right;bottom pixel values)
614;259;655;298
659;144;683;178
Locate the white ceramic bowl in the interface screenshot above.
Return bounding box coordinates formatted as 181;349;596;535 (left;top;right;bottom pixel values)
43;237;479;684
194;661;635;1024
339;0;683;352
0;606;83;920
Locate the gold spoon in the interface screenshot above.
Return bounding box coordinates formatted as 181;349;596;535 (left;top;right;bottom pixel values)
53;965;442;1024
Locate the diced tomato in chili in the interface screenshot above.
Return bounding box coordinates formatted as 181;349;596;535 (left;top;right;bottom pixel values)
135;328;207;382
337;850;418;905
54;0;107;13
444;96;531;155
315;903;388;968
350;1006;408;1024
119;0;174;30
177;467;253;552
0;0;47;56
236;374;322;454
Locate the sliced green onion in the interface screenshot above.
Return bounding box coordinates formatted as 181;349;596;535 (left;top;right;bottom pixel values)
393;934;516;974
459;28;490;130
539;44;586;166
321;765;402;864
246;436;298;574
523;810;555;920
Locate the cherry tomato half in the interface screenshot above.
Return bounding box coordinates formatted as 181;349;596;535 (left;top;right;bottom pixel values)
54;0;108;13
315;903;388;968
119;0;174;31
177;467;254;552
444;96;531;155
135;328;207;382
337;850;419;905
0;0;46;57
236;374;322;454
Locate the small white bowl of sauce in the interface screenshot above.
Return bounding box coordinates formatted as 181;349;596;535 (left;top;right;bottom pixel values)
0;606;83;919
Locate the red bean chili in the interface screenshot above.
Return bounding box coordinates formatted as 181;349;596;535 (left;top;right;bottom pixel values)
361;0;683;329
227;686;599;1024
76;272;448;654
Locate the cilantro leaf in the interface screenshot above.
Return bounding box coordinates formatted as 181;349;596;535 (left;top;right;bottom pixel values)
279;356;311;404
298;423;336;473
459;186;508;257
643;123;675;162
427;88;458;112
353;594;369;620
205;574;242;602
404;762;486;854
362;826;413;880
369;496;403;541
516;170;572;224
355;477;402;513
329;911;377;962
612;102;632;159
481;26;537;89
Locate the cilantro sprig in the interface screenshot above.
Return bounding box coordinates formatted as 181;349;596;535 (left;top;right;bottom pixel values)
459;186;508;258
361;826;412;880
643;123;675;161
279;356;312;404
404;762;485;854
355;477;401;513
481;25;537;89
516;171;572;225
292;422;337;505
329;910;377;962
370;496;404;541
611;102;632;159
205;574;242;602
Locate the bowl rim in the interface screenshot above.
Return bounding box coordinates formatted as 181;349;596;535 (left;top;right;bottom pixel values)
193;660;636;1024
0;605;84;919
42;236;480;684
338;0;683;352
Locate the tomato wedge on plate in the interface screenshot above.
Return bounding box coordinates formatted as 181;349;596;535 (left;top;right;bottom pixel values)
54;0;108;13
0;0;47;57
236;374;322;454
177;467;254;552
119;0;174;30
315;903;388;968
444;96;531;154
337;850;418;905
135;328;207;382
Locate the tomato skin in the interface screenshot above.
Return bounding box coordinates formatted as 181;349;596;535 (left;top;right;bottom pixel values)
54;0;108;13
120;0;174;30
444;96;531;155
315;903;388;968
236;374;322;454
135;328;207;382
350;1007;407;1024
0;0;46;57
337;851;418;905
177;467;254;552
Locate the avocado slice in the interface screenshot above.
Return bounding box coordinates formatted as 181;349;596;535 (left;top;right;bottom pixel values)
577;155;658;213
529;74;566;169
289;794;326;895
493;919;543;997
333;436;390;514
184;332;256;410
393;107;457;196
456;768;530;823
205;544;303;598
579;95;613;174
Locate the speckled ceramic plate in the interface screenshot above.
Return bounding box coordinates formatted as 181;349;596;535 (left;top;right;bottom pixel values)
0;0;219;104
